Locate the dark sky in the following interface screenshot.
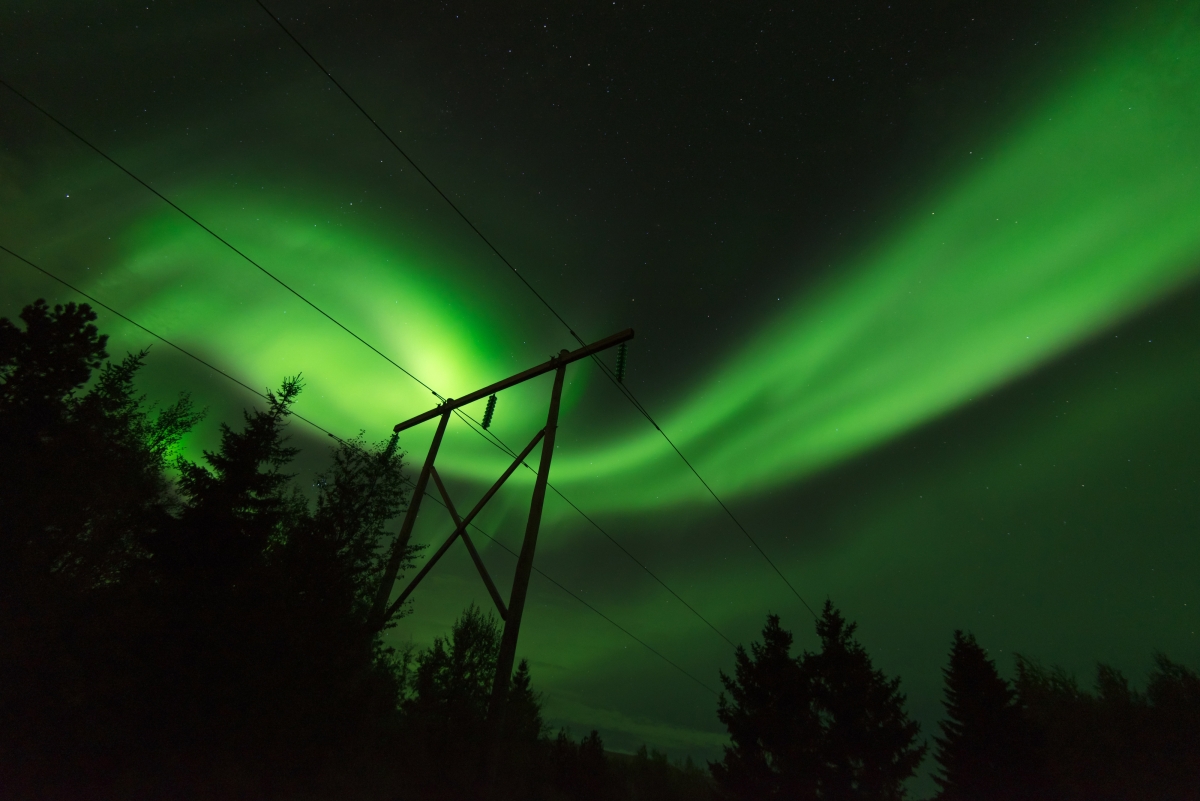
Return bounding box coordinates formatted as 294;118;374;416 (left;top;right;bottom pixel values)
3;1;1198;793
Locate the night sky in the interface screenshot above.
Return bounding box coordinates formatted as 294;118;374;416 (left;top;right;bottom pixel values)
3;1;1199;793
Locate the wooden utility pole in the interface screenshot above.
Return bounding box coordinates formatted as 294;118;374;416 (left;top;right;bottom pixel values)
488;355;565;714
368;407;450;630
370;330;634;711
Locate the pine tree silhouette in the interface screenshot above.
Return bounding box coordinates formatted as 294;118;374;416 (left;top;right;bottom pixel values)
712;613;815;798
934;630;1045;800
712;601;924;800
804;601;926;800
0;299;417;798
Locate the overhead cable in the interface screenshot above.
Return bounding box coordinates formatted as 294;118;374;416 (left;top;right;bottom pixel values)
246;10;817;619
417;484;721;697
253;0;581;343
451;404;735;647
0;242;719;698
0;74;741;638
0;77;442;401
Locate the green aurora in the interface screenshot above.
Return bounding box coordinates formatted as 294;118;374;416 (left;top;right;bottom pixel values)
2;2;1199;791
65;1;1200;517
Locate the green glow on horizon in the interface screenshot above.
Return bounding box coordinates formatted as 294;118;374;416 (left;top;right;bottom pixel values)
82;5;1200;522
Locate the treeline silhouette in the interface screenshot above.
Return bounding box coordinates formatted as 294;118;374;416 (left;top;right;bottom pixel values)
2;299;1198;800
713;613;1200;800
0;299;705;800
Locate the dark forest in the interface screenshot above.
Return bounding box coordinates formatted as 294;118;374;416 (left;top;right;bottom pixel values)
2;299;1197;800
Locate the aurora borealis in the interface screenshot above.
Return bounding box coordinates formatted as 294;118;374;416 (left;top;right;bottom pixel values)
3;1;1199;793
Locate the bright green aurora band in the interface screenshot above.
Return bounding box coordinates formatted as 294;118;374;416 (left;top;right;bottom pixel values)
85;6;1200;530
4;0;1199;772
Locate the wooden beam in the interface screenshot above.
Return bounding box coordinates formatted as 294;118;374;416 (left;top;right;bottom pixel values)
430;466;509;621
383;428;546;621
394;328;633;433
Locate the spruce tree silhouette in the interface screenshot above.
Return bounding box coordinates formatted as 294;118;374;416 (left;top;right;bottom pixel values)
401;604;548;800
712;613;816;798
0;299;197;591
576;730;610;800
138;380;416;798
712;601;925;800
803;600;926;800
1016;653;1200;801
0;299;420;799
934;631;1045;801
0;300;199;796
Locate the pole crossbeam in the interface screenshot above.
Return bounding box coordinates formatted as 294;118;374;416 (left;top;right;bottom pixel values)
376;330;634;714
393;328;633;433
374;328;632;788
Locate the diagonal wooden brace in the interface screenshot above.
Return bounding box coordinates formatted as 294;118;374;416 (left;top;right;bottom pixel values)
430;466;509;620
385;526;464;619
384;427;546;620
369;407;451;630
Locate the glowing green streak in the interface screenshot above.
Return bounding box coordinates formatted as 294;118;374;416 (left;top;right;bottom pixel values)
99;208;532;441
85;6;1200;515
545;7;1200;508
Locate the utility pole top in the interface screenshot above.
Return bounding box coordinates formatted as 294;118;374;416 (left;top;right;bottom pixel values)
393;328;634;433
368;326;635;794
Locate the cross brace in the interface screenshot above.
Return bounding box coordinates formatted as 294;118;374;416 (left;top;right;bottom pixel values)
383;427;546;621
368;328;634;787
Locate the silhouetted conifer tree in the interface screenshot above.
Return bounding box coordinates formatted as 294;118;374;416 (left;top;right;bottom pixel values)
712;601;924;800
629;745;682;800
547;728;613;800
934;631;1045;800
0;301;199;795
1015;653;1200;801
0;300;197;589
577;730;610;800
712;613;815;798
0;299;418;799
127;376;415;798
401;604;548;800
803;601;926;799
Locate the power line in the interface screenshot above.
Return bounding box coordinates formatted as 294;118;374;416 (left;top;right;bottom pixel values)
0;76;743;640
253;0;582;345
415;482;720;698
545;483;736;647
451;404;736;647
609;386;819;620
0;242;720;699
0;77;443;402
248;9;816;619
0;243;342;440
